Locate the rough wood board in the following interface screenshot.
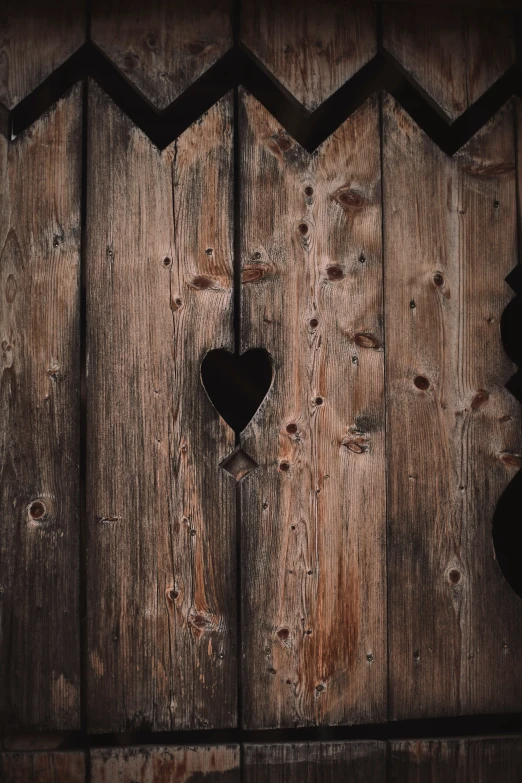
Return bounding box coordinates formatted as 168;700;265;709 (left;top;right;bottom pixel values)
389;737;522;782
384;95;522;720
241;0;377;112
0;751;85;782
244;742;386;782
240;91;386;728
86;84;236;731
91;745;240;782
0;87;81;730
382;4;515;121
91;0;232;110
0;1;86;109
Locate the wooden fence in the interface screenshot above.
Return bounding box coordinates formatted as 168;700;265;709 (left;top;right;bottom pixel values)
1;0;522;779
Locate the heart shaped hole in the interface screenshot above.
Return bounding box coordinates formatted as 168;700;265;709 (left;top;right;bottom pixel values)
201;348;273;433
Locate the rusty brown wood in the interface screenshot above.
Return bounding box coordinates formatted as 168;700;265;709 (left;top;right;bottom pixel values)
389;737;522;782
0;751;85;783
244;742;386;782
91;0;232;110
240;0;377;112
0;87;82;730
0;1;86;110
382;4;516;121
85;84;236;731
384;95;522;719
239;90;386;728
90;745;240;782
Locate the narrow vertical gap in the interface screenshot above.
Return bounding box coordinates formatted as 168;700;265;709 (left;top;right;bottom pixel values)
232;0;244;758
378;84;391;726
79;77;89;743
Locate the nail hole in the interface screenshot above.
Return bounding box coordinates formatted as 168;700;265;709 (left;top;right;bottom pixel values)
326;265;344;281
414;375;430;391
205;247;213;255
28;500;46;520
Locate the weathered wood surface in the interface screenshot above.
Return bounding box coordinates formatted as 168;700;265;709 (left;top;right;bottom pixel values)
0;1;85;110
86;84;236;731
91;745;240;782
0;87;81;730
239;90;386;728
382;5;515;121
0;751;85;783
389;737;522;782
384;95;522;720
91;0;232;110
240;0;377;112
244;742;386;782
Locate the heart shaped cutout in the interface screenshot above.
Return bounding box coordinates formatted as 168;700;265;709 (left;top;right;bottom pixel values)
201;348;273;432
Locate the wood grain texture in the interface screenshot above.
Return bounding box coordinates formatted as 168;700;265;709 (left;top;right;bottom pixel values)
244;742;386;782
0;87;81;730
91;0;232;111
86;84;236;731
0;751;85;783
240;0;377;112
240;91;386;728
384;95;522;720
382;4;515;122
389;737;522;782
0;1;85;110
91;745;240;782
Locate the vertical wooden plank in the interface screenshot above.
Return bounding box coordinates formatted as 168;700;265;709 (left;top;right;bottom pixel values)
244;742;386;782
389;737;522;782
91;745;240;782
86;84;236;732
0;87;81;730
240;91;386;728
240;0;377;112
91;0;232;110
384;95;522;720
0;1;86;109
0;751;85;783
382;5;515;121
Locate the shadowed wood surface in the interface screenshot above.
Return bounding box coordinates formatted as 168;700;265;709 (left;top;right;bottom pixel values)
86;84;236;732
0;751;85;782
0;87;81;730
239;91;386;728
382;5;515;121
90;745;240;782
0;1;86;110
244;742;386;782
240;0;377;112
389;737;522;782
384;95;522;720
91;0;232;110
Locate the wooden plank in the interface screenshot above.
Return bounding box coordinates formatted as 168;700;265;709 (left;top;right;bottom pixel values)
382;4;515;122
0;86;81;730
240;0;377;112
91;745;240;782
244;742;386;782
0;1;86;109
91;0;232;110
86;84;236;732
0;751;85;783
239;90;386;728
389;737;522;782
384;95;522;720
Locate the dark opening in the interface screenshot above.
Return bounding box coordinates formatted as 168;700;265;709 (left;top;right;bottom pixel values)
201;347;273;434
